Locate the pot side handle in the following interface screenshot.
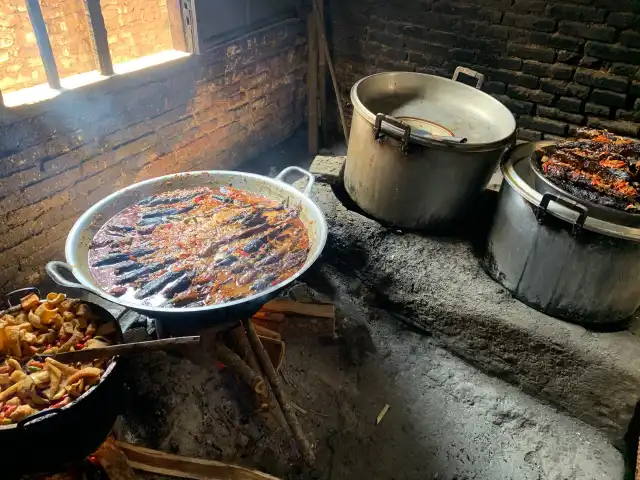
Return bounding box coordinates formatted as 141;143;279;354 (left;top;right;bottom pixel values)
275;166;315;197
452;66;484;90
46;261;100;294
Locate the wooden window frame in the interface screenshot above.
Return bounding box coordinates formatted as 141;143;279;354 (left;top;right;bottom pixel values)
0;0;198;111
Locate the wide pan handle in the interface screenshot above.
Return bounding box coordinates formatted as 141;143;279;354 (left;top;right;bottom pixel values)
46;261;102;296
275;166;315;197
452;66;484;90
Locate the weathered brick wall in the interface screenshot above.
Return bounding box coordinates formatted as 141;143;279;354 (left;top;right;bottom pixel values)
329;0;640;140
0;18;306;290
0;0;172;94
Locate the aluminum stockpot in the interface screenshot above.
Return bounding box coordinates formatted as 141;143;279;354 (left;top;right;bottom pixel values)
344;67;516;229
46;167;327;329
485;142;640;326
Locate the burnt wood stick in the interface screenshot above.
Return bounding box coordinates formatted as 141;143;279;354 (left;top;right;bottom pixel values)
115;441;281;480
213;341;268;400
231;324;262;374
242;318;315;466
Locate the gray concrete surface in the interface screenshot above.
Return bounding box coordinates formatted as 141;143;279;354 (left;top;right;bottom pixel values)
300;266;625;480
104;274;626;480
305;154;640;448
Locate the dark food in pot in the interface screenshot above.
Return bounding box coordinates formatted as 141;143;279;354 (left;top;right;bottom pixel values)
88;186;310;307
0;292;117;425
538;128;640;212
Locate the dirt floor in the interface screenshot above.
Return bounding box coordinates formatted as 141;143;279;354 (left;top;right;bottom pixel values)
115;264;623;480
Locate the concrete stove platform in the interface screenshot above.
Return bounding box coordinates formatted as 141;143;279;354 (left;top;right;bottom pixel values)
305;154;640;448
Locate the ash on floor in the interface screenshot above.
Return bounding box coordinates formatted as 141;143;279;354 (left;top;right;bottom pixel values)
118;267;623;480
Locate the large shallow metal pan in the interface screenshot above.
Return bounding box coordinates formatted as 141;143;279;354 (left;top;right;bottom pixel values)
46;167;327;329
529;142;640;228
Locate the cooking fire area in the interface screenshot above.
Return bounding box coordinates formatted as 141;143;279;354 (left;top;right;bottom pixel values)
3;5;640;479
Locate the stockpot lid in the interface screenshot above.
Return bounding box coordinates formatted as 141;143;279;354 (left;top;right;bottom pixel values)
502;142;640;242
350;70;517;151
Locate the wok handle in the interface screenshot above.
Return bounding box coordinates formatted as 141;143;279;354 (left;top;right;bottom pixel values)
4;287;41;308
275;166;316;197
46;261;101;295
452;66;484;90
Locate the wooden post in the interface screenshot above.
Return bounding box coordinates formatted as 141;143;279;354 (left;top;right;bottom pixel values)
317;0;328;146
307;12;319;154
83;0;114;76
25;0;61;89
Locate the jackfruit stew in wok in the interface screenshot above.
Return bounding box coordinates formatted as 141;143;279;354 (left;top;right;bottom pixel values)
88;186;310;308
0;293;116;425
537;128;640;212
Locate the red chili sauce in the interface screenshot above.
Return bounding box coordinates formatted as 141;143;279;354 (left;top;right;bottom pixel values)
88;186;310;307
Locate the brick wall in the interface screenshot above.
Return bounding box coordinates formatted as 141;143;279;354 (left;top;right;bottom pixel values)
329;0;640;141
0;18;307;290
0;0;172;94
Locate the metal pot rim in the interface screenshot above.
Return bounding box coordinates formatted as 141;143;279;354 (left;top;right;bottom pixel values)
502;142;640;242
350;71;516;151
56;169;328;316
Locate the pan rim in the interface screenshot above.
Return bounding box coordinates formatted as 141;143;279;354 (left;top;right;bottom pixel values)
63;170;328;315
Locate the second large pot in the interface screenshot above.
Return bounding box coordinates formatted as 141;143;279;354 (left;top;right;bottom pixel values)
344;67;516;229
485;142;640;326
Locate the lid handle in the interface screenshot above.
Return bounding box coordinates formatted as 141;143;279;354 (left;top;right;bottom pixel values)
373;113;467;153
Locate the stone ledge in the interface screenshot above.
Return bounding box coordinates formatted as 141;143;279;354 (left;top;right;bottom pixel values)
307;154;640;448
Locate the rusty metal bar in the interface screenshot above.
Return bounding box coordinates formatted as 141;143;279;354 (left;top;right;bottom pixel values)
25;0;61;89
184;0;199;54
83;0;114;76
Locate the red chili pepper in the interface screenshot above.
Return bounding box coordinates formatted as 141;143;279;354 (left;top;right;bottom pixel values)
76;343;85;350
238;250;249;257
194;195;206;203
52;396;71;409
3;405;17;416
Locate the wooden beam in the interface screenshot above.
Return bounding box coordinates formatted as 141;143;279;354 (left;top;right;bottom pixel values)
116;441;281;480
25;0;61;89
307;12;318;154
167;0;187;52
83;0;114;76
317;0;328;146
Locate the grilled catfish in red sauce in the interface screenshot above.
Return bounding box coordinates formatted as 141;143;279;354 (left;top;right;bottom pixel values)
88;186;310;307
538;128;640;212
